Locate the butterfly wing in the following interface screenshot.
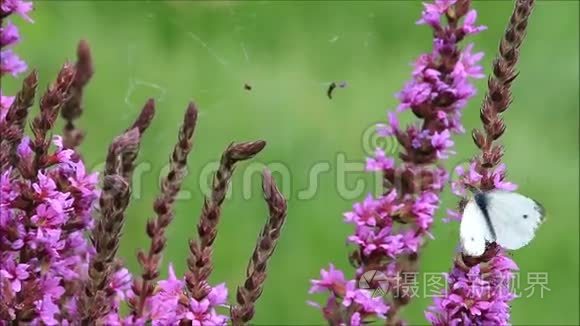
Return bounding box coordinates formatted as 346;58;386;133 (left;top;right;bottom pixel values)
485;190;545;250
460;199;495;257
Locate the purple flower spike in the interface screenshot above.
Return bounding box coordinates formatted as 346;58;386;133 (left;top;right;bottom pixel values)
426;250;518;326
431;0;536;325
310;0;486;324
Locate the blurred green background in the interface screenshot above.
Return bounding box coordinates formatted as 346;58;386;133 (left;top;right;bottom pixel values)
4;0;578;324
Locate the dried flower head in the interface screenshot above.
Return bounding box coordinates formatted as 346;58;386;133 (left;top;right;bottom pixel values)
231;169;288;325
61;40;94;150
185;141;266;298
130;102;196;318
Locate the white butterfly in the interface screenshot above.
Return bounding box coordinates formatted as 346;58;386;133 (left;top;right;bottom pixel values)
460;190;545;257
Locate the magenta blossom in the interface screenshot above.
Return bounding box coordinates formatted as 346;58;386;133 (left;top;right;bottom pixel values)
426;250;518;325
0;261;30;292
1;48;27;76
1;0;34;22
1;134;100;323
309;264;347;294
0;21;20;47
139;265;229;325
